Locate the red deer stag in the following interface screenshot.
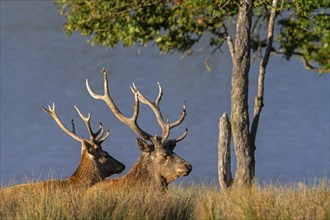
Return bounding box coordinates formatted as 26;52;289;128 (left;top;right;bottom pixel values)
0;103;125;195
86;69;192;192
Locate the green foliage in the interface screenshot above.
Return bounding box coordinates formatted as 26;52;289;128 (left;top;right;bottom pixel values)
56;0;329;73
277;0;330;73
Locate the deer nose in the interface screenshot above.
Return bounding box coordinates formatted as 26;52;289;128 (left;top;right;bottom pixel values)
186;163;192;173
179;163;192;176
116;163;125;173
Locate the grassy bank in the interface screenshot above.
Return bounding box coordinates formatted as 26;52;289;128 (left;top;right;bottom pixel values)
1;180;329;220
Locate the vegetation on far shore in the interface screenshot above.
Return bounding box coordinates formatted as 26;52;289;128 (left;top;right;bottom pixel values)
1;179;329;220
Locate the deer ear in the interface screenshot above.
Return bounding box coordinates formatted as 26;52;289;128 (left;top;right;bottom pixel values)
168;141;176;151
136;138;153;152
83;140;95;154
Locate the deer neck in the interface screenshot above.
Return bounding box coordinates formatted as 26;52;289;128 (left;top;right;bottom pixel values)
69;150;102;188
124;155;166;189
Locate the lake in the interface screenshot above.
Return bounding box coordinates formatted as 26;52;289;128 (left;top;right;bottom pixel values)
1;1;329;186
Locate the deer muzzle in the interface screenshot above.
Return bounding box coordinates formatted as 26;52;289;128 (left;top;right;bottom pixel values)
178;163;192;176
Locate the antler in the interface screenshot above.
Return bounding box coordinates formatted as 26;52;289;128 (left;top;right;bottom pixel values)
130;83;188;144
42;103;110;144
73;106;110;144
42;103;83;142
86;68;188;144
86;69;151;140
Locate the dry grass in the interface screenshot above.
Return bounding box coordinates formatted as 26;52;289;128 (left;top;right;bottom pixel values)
194;180;330;220
1;179;329;220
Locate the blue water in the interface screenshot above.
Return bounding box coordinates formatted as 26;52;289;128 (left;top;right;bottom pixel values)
1;1;329;186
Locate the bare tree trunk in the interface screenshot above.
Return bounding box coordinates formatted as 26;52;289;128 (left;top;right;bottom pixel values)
218;113;233;190
218;0;278;189
230;0;254;187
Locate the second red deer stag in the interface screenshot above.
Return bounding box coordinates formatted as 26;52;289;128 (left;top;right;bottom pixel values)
0;104;125;195
86;69;192;192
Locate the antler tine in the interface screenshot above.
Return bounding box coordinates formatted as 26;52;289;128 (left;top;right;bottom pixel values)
132;90;140;123
95;122;105;140
172;128;188;143
74;106;111;144
96;128;110;144
71;119;76;134
94;121;104;139
161;120;171;144
170;102;187;129
74;105;96;141
174;128;188;142
155;82;163;106
126;84;152;140
87;69;151;140
86;70;124;123
132;83;169;139
42;103;83;142
93;122;110;144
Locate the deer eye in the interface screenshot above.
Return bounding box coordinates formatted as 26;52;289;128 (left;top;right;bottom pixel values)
99;155;109;164
160;154;168;160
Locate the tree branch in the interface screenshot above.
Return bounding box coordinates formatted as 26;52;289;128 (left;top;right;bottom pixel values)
251;0;278;144
227;35;235;59
204;39;226;71
272;50;330;74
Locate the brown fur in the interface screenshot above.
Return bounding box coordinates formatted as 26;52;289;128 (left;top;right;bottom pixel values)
87;137;192;195
1;145;125;196
86;72;191;195
90;156;161;193
1;104;125;195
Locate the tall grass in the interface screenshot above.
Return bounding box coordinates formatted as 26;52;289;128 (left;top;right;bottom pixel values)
1;179;329;220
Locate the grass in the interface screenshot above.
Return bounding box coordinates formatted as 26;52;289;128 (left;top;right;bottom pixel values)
0;179;329;220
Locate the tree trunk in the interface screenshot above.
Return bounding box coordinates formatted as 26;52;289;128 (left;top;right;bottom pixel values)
218;0;277;189
218;113;233;190
230;0;255;187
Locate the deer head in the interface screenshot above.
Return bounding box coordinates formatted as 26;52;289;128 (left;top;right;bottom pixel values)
42;103;125;181
86;69;192;188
